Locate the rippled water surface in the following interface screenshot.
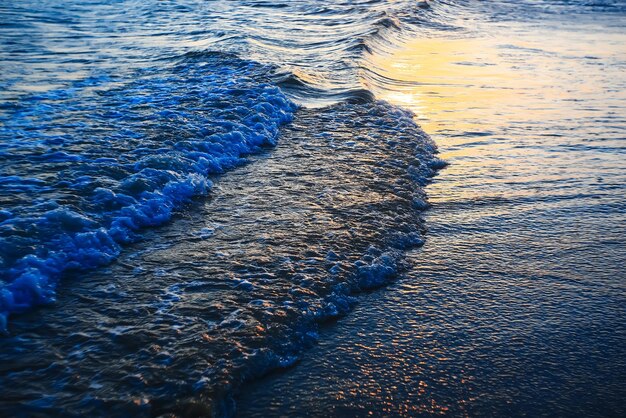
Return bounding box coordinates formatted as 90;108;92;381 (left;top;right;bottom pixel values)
1;0;444;415
238;3;626;418
1;0;626;417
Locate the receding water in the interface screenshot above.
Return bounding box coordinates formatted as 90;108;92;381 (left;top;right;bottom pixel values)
1;1;625;417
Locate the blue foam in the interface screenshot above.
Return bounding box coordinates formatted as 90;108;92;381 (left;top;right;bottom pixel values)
0;54;296;329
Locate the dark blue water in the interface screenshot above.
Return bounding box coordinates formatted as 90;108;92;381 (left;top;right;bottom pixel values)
1;0;625;417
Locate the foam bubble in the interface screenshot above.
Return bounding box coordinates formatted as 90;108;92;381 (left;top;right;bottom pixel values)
0;54;297;329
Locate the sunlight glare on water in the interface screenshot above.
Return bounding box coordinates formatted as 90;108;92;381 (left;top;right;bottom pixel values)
369;19;626;205
237;9;626;418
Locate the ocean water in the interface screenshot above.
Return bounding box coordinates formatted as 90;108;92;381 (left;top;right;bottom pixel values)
238;2;626;418
1;0;625;417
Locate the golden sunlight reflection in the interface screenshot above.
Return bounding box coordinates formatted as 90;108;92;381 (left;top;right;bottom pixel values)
367;28;626;136
368;36;540;135
366;24;626;205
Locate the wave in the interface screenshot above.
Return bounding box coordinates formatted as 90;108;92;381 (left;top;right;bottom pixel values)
0;0;454;415
1;0;624;416
0;99;444;417
0;52;296;330
0;0;458;330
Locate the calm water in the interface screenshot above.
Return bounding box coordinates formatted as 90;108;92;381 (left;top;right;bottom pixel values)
1;0;625;417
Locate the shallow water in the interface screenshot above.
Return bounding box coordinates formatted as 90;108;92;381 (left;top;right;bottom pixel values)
237;5;626;418
1;0;626;417
0;0;451;329
1;103;438;416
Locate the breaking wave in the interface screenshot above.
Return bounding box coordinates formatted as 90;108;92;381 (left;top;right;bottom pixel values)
0;53;296;328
